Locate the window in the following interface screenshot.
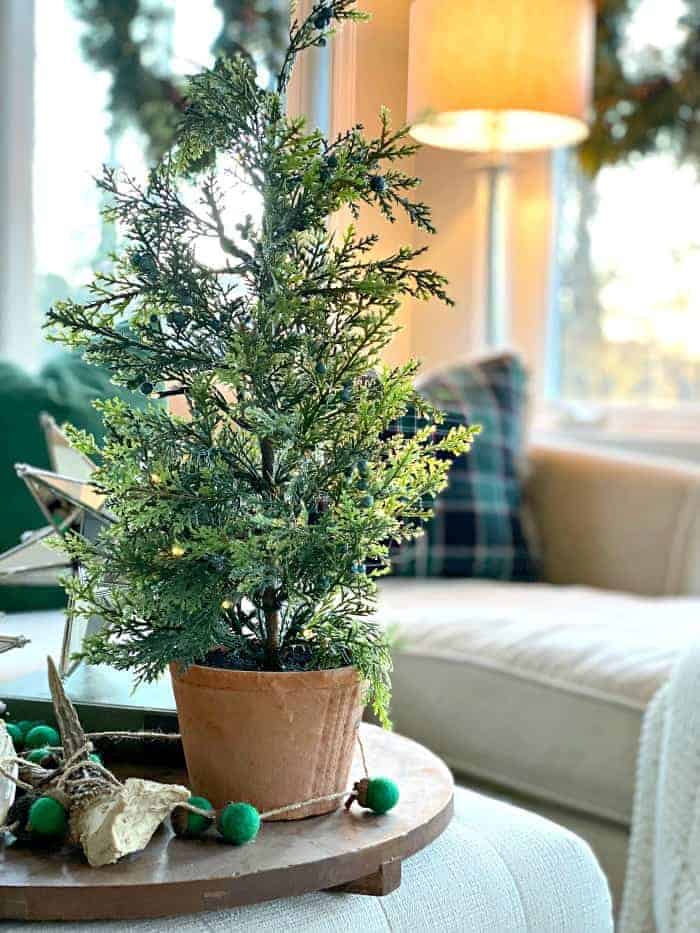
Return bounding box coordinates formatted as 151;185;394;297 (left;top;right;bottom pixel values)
549;0;700;411
6;0;286;368
32;0;225;367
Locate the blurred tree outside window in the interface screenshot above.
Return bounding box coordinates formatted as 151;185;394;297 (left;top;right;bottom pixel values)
552;0;700;408
32;0;286;366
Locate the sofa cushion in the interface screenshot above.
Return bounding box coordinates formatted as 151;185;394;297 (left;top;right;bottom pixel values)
377;578;697;824
391;353;538;582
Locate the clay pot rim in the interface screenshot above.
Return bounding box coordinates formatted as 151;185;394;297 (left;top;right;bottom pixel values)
169;661;361;691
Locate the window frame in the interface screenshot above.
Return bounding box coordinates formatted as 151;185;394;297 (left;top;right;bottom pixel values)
0;0;36;366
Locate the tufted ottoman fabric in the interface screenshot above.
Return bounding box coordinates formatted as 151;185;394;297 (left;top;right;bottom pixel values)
0;787;612;933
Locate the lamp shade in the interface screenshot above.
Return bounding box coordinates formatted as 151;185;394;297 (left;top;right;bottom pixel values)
407;0;595;153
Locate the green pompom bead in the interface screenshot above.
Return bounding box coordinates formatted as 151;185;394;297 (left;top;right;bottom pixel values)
25;725;60;749
26;747;50;764
365;778;400;814
314;361;327;376
89;753;103;766
217;802;261;845
359;494;374;509
16;720;35;737
6;723;23;749
173;796;215;837
357;459;370;477
28;795;68;837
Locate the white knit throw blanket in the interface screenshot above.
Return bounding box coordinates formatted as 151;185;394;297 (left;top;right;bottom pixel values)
620;643;700;933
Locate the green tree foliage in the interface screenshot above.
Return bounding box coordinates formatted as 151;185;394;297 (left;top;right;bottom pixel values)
47;1;477;724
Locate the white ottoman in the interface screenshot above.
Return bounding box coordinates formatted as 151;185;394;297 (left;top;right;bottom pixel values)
2;787;613;933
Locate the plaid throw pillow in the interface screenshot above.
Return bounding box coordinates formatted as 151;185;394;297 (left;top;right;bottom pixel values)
391;353;538;582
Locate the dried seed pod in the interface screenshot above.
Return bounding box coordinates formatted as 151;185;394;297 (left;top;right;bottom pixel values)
6;792;39;843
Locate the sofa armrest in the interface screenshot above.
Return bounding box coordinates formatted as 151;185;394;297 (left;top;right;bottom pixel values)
526;443;700;596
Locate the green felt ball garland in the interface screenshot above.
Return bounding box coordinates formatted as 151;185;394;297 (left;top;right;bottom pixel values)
5;718;61;753
216;802;261;845
25;725;60;750
7;778;400;847
170;795;216;839
2;717;106;842
27;796;69;838
169;774;400;848
8;719;56;745
5;718;400;851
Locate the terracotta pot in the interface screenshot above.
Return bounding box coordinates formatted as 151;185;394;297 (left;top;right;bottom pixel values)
170;663;364;819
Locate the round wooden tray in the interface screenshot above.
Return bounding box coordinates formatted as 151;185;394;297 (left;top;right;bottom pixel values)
0;724;454;921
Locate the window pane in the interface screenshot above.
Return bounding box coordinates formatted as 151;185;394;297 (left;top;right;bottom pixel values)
32;0;283;364
552;0;700;407
34;0;113;335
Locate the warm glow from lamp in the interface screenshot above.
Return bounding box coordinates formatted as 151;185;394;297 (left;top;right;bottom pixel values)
407;0;595;153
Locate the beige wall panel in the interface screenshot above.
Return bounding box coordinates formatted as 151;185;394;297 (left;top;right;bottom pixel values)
324;1;557;385
330;0;415;367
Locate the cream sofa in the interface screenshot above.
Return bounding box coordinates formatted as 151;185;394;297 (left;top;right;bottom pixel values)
3;442;698;912
377;442;700;908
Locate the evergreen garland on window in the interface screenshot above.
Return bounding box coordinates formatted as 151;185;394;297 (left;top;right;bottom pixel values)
582;0;700;173
70;0;288;161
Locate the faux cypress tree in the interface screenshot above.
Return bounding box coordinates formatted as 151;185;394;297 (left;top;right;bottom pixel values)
46;1;477;725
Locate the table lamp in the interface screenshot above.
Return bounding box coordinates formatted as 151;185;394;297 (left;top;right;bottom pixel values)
407;0;595;346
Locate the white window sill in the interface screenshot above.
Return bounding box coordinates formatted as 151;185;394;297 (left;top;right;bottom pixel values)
533;402;700;464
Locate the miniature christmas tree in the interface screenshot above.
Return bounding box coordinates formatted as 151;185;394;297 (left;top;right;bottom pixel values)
46;1;477;725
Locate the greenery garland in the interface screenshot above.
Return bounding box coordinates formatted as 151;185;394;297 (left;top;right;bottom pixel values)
582;0;700;173
69;0;287;162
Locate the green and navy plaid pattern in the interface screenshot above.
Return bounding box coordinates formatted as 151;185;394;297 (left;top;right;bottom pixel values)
390;354;539;582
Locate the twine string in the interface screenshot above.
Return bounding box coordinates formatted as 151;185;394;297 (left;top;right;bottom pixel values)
356;728;370;780
86;731;182;742
260;791;350;820
54;745;122;801
0;758;34;792
0;742;124;834
1;727;376;836
178;789;352;822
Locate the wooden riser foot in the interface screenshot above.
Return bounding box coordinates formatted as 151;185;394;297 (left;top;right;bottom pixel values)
329;859;402;896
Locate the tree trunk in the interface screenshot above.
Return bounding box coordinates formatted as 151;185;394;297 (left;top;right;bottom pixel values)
260;436;274;486
264;600;281;670
259;438;280;669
